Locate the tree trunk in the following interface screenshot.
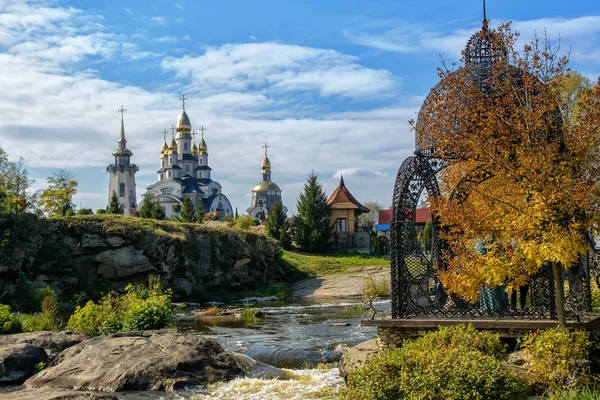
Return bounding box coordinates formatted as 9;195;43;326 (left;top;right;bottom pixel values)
552;261;567;327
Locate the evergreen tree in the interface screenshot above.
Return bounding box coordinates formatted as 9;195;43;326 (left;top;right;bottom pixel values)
179;196;195;222
195;200;205;222
107;191;124;214
138;197;166;220
235;207;239;219
265;202;287;240
293;171;332;253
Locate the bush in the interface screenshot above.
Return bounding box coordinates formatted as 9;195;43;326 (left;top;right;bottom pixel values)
235;215;257;230
67;281;174;336
522;327;591;389
0;304;22;333
342;325;526;400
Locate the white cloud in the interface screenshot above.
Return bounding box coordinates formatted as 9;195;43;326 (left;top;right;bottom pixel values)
346;16;600;66
150;16;168;26
249;35;257;41
175;3;184;11
161;42;399;100
124;8;133;15
175;18;184;24
152;35;178;44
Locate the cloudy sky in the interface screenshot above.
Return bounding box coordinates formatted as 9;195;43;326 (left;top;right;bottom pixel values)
1;0;599;214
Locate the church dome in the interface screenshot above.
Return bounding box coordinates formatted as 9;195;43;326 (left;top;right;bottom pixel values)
169;138;177;152
261;156;271;172
253;181;281;192
176;110;192;132
113;148;132;157
191;142;199;155
161;142;169;154
199;137;207;153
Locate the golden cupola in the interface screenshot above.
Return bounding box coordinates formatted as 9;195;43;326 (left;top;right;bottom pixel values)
169;136;177;153
175;94;192;137
113;106;133;157
160;129;169;155
261;155;271;172
198;127;208;154
191;141;199;156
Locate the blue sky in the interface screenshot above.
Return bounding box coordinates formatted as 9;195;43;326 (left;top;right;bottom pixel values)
1;0;599;214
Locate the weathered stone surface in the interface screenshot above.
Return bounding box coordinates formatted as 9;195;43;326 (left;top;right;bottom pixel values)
338;338;379;379
0;343;47;385
0;331;88;362
0;331;89;385
26;330;243;392
0;214;282;300
1;388;118;400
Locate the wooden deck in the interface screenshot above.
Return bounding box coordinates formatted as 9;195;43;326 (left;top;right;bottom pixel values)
362;315;600;330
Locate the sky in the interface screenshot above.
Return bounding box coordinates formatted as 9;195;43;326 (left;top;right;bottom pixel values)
1;0;599;215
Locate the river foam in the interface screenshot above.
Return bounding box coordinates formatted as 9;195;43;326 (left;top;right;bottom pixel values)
195;367;343;400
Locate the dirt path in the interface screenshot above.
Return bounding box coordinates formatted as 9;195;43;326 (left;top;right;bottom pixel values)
290;265;390;300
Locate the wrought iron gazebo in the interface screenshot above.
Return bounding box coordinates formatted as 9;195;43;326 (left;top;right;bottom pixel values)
389;20;597;321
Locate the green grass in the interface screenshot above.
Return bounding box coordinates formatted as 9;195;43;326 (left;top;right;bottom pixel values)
279;250;389;278
543;386;600;400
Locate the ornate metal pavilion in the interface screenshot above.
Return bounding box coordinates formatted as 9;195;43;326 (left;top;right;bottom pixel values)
389;20;597;321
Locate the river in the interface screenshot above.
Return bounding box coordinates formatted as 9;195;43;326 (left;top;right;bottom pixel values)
119;298;390;400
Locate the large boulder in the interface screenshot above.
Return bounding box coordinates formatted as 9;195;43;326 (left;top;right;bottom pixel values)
338;338;380;379
0;331;88;385
26;330;243;392
1;388;118;400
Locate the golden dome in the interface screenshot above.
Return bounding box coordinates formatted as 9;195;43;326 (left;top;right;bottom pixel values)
261;156;271;172
169;138;177;149
161;142;169;154
176;109;192;132
113;148;132;157
199;137;207;153
253;181;281;192
191;142;199;155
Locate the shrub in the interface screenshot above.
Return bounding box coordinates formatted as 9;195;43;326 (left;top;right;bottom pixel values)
235;215;257;230
342;325;526;400
522;327;591;389
0;304;22;333
67;281;174;336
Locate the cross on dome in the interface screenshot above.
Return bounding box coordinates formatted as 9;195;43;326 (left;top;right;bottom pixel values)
263;142;269;157
199;125;206;139
118;105;127;118
170;125;176;138
179;94;188;110
162;128;168;142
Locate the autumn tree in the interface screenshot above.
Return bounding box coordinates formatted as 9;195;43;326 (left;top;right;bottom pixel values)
294;171;332;253
107;191;124;214
0;147;37;214
416;23;600;325
38;169;78;217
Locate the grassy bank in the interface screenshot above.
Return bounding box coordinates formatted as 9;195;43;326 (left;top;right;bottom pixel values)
279;250;389;278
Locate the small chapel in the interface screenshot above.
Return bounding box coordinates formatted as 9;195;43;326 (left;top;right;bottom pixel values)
140;96;233;219
247;144;286;221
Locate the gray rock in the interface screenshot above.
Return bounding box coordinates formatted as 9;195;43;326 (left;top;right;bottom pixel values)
26;330;243;392
230;353;295;380
338;338;380;379
0;331;88;385
1;388;118;400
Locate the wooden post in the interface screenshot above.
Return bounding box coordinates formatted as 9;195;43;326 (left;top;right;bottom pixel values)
552;261;566;327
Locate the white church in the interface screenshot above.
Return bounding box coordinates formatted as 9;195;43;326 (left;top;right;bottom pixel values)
107;97;233;219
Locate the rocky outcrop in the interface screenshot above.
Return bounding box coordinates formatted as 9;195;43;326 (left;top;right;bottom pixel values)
0;331;88;385
25;330;243;392
338;338;380;379
1;388;118;400
0;214;283;299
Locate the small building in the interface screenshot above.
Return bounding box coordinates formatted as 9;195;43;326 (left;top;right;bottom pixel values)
327;176;369;250
376;208;431;237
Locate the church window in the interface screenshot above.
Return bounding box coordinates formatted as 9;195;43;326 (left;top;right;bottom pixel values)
119;183;125;197
184;143;188;151
160;174;164;180
161;188;174;195
336;218;347;233
185;165;189;172
199;159;203;165
169;157;172;165
168;171;171;178
162;161;165;168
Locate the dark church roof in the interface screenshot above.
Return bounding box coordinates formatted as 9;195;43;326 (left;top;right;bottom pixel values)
181;153;198;161
195;165;212;171
174;175;206;194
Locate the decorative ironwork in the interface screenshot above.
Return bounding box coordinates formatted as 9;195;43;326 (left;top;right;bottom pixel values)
391;19;592;320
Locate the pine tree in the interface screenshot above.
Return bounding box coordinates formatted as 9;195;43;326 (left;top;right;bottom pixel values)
265;201;287;240
293;171;332;253
138;197;165;220
195;200;205;222
179;196;195;222
235;207;239;219
107;191;124;214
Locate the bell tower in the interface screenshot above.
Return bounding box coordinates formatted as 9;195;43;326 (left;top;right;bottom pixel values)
107;106;139;215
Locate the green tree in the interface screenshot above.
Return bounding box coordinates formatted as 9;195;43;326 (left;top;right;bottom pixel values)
195;200;205;222
96;208;107;214
293;171;332;253
265;202;287;240
76;208;93;215
235;207;239;219
107;191;124;214
179;196;195;222
235;215;257;230
38;169;78;217
418;220;433;253
138;197;165;220
358;200;382;232
0;147;37;214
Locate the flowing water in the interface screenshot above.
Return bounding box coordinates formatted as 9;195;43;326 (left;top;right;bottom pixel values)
120;298;390;399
